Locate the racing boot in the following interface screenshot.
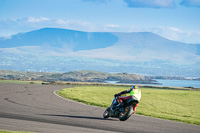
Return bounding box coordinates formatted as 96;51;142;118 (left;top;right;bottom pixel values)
133;104;138;114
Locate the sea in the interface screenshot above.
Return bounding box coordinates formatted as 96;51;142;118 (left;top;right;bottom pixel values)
155;79;200;88
105;79;200;88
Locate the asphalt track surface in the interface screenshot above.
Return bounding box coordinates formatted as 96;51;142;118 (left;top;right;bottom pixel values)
0;83;199;133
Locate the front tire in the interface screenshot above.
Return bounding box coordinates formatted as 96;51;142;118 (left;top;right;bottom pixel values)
103;109;109;118
119;106;133;121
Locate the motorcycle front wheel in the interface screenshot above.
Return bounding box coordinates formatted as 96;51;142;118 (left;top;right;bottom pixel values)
119;106;133;121
103;108;110;118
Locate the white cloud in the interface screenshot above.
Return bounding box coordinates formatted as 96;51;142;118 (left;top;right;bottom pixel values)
180;0;200;7
0;17;200;44
56;19;68;25
124;0;176;8
27;17;50;23
151;26;200;44
0;17;95;37
105;24;119;28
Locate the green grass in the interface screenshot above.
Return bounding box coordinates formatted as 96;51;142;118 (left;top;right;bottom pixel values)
0;131;34;133
0;80;43;85
57;86;200;125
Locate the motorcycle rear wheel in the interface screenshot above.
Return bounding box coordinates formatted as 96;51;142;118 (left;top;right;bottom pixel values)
119;106;133;121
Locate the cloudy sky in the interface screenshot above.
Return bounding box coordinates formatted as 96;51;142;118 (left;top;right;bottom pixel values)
0;0;200;44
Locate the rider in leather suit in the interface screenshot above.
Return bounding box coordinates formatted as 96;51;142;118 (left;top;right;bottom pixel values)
114;85;141;114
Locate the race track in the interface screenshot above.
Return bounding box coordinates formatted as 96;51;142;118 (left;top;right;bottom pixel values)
0;83;199;133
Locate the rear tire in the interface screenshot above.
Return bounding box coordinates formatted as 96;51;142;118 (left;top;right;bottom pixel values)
119;106;133;121
103;109;109;118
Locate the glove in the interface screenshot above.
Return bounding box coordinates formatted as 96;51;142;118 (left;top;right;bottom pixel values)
114;94;119;97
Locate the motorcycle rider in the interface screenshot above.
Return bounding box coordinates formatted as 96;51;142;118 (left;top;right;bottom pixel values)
114;85;141;114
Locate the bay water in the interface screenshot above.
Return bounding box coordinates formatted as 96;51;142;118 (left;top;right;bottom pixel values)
156;79;200;88
105;79;200;88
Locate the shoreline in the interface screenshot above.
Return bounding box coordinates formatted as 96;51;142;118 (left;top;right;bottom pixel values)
1;79;199;91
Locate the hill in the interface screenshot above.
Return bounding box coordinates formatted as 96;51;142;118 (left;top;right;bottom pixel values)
0;70;157;84
0;28;118;51
0;28;200;77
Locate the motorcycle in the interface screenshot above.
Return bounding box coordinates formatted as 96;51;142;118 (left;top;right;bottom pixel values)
103;96;138;121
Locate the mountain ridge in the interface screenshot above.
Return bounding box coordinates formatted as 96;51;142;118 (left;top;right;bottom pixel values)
0;28;119;51
0;28;200;77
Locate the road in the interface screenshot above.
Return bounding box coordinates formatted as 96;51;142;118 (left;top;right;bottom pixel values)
0;83;199;133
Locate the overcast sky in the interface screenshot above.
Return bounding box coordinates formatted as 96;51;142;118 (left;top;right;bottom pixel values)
0;0;200;44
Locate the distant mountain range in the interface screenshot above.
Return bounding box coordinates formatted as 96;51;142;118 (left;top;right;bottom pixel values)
0;28;118;51
0;28;200;77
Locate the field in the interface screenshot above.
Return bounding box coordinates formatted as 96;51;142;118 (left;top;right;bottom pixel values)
57;86;200;125
0;80;43;85
0;131;34;133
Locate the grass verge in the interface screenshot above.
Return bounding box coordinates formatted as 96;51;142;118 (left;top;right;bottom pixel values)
0;80;44;85
57;86;200;125
0;130;34;133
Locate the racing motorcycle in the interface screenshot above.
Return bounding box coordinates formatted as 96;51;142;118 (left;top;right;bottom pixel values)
103;96;138;121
